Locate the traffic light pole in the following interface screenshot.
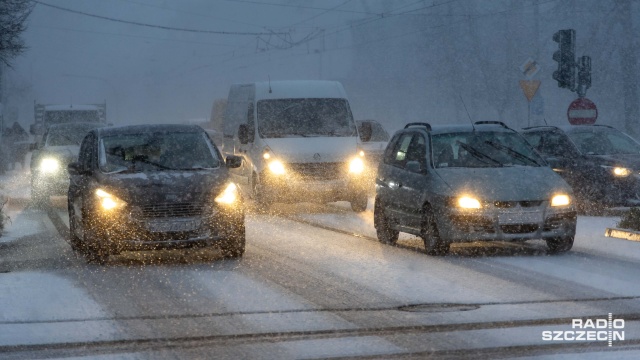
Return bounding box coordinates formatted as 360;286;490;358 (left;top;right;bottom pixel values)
552;29;591;97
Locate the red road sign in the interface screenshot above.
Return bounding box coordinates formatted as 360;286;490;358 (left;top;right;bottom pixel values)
567;97;597;125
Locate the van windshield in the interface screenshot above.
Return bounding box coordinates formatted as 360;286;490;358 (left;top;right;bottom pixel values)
257;98;356;138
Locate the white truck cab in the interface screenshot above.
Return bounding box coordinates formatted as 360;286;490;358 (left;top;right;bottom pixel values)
221;80;370;211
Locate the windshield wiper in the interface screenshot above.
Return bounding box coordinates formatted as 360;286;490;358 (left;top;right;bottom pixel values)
484;140;540;166
457;141;503;166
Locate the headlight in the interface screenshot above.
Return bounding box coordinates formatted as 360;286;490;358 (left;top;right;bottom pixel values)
551;194;571;207
215;183;239;204
40;158;60;173
602;165;632;177
349;157;365;174
95;189;127;210
458;196;481;209
268;160;286;175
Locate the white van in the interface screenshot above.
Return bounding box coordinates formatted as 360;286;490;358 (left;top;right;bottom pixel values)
221;80;371;212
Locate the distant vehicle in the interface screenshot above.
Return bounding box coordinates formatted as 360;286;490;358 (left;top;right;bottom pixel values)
356;119;390;182
521;124;640;213
375;121;577;255
221;80;370;212
30;122;107;204
30;102;107;136
66;124;245;264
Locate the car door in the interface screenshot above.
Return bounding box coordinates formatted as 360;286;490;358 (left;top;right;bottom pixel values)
377;132;417;225
394;133;429;230
69;132;97;237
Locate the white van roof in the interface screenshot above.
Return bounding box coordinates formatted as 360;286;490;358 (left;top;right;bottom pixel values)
254;80;347;100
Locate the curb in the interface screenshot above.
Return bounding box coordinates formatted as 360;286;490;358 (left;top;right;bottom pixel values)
605;228;640;242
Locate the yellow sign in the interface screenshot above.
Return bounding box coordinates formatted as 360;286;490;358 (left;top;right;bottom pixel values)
519;80;541;102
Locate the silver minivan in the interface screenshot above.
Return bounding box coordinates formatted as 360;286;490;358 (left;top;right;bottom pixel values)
374;121;577;255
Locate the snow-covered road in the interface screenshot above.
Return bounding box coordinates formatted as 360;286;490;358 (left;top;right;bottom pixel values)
1;169;640;359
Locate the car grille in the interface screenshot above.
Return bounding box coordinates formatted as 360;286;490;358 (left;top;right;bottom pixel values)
494;201;543;208
138;202;206;218
500;224;539;234
287;162;346;180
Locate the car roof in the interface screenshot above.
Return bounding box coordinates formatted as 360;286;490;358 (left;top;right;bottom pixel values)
521;124;618;134
399;123;516;136
95;124;205;137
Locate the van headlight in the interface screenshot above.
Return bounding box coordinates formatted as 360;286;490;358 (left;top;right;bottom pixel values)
40;158;60;173
457;196;481;209
95;189;127;211
215;183;239;205
268;160;286;175
349;157;365;174
550;194;571;207
602;166;632;177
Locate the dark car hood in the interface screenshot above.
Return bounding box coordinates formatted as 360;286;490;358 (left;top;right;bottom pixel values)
589;154;640;169
97;169;229;205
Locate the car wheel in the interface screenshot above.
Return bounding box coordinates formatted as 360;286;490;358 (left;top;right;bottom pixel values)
67;201;84;252
82;217;110;265
374;198;399;245
421;208;449;256
220;222;246;258
252;173;270;213
546;236;574;254
350;192;368;212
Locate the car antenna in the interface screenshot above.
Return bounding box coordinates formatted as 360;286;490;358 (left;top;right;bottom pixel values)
542;117;548;125
459;94;475;131
268;75;272;93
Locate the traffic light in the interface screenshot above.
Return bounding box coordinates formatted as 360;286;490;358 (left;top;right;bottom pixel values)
552;29;576;89
578;55;591;89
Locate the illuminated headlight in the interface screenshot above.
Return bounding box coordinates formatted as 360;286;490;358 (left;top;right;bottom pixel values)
349;157;365;174
215;183;239;205
602;165;632;177
40;158;60;173
551;194;571;207
95;189;127;210
457;196;481;209
268;160;286;175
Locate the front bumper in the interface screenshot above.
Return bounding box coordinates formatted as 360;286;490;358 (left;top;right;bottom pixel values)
435;204;577;243
89;204;244;252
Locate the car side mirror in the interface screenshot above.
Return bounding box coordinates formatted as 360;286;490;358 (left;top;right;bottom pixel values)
405;160;424;174
238;124;251;144
67;161;84;176
225;155;242;168
360;122;372;142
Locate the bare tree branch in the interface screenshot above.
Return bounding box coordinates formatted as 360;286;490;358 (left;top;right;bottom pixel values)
0;0;34;67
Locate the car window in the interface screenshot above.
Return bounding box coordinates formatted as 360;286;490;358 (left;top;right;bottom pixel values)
568;128;640;155
389;133;414;168
432;131;543;168
536;132;577;157
79;132;95;171
99;131;221;173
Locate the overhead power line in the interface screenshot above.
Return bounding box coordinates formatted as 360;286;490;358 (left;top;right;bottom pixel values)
34;0;287;36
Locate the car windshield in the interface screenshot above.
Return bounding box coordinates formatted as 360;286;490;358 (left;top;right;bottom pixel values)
46;125;101;146
568;128;640;155
257;98;356;138
432;131;544;168
99;131;220;172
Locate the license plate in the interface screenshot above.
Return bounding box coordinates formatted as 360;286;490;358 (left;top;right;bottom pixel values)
146;219;201;232
497;211;542;225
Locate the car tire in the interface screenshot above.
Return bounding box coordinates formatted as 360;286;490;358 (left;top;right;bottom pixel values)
350;192;368;212
374;198;399;245
67;201;84;252
252;173;270;213
546;236;574;254
220;222;246;258
82;216;110;265
421;208;449;256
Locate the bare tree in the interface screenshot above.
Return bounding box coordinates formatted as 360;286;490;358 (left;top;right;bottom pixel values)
0;0;34;67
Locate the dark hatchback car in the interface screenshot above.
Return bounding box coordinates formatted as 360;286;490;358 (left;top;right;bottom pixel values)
375;122;577;255
521;124;640;212
67;124;245;263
